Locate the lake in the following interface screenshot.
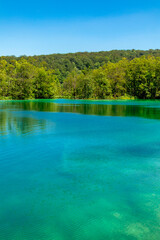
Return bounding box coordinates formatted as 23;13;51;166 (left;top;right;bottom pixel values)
1;99;160;240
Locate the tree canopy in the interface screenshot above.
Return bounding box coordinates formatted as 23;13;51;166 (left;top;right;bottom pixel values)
1;50;160;100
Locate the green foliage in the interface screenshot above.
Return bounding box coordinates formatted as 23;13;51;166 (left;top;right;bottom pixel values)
105;58;128;97
1;51;160;100
3;49;160;82
34;68;61;99
0;59;61;100
62;56;160;100
126;56;160;99
90;68;112;99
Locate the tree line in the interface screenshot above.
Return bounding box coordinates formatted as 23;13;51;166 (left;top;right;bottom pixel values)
0;59;61;99
2;49;160;82
1;54;160;100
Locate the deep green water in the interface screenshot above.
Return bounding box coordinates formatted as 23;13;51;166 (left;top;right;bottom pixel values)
1;99;160;240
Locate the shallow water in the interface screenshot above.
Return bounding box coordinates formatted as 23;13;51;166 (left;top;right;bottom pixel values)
1;99;160;240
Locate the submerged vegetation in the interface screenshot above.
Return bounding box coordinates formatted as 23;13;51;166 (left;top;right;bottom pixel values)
1;50;160;99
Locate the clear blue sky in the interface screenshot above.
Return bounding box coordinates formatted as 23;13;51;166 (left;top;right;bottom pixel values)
1;0;160;56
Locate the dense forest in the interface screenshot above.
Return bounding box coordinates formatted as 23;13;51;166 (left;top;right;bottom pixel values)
1;50;160;100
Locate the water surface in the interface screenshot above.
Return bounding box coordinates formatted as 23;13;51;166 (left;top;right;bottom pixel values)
1;99;160;240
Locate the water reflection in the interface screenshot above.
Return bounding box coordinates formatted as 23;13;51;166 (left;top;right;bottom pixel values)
0;111;48;136
0;100;160;136
1;100;160;119
1;100;160;239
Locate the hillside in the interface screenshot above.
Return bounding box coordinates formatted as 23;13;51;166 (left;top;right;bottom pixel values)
2;49;160;82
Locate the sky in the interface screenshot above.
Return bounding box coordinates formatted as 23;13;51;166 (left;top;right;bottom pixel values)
0;0;160;56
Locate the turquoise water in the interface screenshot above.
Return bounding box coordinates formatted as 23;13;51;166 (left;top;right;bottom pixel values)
1;99;160;240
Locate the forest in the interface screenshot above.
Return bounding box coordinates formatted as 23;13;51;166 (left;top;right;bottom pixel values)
1;49;160;100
